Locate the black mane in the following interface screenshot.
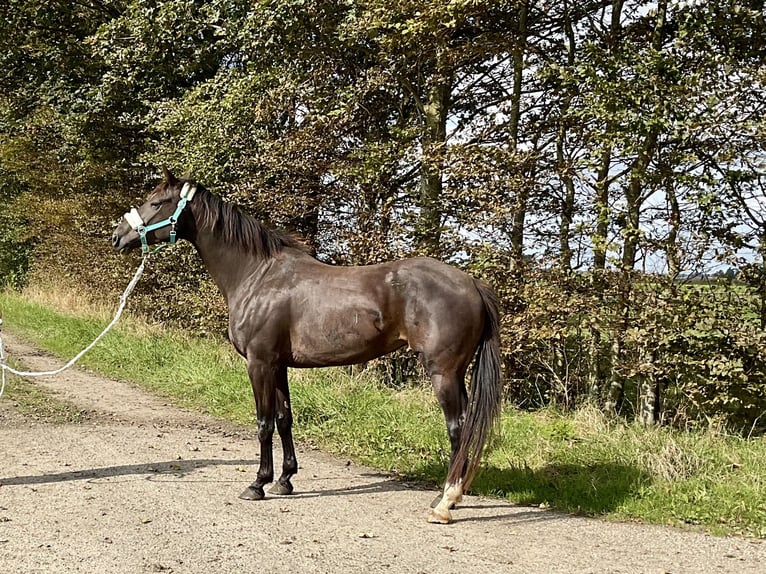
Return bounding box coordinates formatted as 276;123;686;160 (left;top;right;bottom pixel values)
189;184;307;258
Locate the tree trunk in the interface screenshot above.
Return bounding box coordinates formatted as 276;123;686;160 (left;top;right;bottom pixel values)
590;147;612;401
591;1;624;404
593;148;612;272
608;0;665;418
592;0;624;272
603;264;636;416
637;287;661;425
558;144;576;272
417;47;451;257
639;375;660;426
607;138;659;417
621;0;664;273
508;1;528;272
557;0;577;272
760;229;766;331
588;341;605;402
666;182;681;277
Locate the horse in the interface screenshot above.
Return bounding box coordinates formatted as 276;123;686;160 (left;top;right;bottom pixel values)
112;168;502;524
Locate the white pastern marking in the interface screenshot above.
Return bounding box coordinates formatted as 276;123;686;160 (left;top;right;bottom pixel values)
433;479;463;519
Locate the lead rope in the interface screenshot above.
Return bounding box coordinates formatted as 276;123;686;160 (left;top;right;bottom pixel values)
0;255;150;399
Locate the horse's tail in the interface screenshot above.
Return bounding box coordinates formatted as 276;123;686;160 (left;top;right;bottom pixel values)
447;280;503;490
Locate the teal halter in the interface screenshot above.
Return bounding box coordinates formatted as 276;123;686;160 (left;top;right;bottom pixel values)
124;182;197;255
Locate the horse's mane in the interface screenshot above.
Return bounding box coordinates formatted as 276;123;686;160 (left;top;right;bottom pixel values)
187;183;308;258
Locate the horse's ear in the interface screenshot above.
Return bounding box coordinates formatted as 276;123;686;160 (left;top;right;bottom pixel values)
181;170;191;180
162;166;178;185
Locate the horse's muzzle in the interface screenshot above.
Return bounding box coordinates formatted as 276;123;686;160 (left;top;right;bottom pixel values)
112;230;132;253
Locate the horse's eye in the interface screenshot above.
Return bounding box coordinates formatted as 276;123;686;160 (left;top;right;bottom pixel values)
150;201;162;210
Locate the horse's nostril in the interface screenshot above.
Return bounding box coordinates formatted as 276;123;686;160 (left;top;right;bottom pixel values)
111;233;120;248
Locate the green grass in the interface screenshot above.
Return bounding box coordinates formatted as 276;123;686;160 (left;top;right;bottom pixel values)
1;290;765;537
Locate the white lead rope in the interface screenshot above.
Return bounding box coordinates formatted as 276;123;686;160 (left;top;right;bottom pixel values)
0;255;149;399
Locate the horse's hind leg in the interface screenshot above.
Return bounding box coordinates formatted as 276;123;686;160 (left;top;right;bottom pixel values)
432;371;468;475
269;369;298;496
426;369;468;523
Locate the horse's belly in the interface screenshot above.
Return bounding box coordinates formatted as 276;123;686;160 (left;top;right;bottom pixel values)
289;311;403;367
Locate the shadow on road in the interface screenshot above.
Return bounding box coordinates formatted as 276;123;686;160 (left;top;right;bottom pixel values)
0;458;253;486
292;473;412;499
416;460;651;517
0;456;646;527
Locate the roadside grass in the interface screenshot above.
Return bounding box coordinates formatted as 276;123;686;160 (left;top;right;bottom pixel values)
0;368;88;424
1;289;764;538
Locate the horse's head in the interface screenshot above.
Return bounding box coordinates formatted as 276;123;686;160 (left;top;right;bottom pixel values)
112;167;197;254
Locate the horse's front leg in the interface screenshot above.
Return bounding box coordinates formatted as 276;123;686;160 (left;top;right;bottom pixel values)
239;358;278;501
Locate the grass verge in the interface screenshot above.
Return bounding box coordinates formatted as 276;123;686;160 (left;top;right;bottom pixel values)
1;289;764;537
0;370;88;424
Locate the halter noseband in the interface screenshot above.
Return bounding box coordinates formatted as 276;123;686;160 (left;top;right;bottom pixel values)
124;182;197;254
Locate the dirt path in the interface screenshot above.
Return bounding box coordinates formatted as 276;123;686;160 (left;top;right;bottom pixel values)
1;333;764;574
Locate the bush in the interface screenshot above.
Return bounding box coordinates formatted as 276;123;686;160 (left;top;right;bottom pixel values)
655;285;766;433
0;175;33;288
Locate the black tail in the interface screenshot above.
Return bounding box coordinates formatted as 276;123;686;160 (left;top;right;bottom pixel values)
447;280;502;490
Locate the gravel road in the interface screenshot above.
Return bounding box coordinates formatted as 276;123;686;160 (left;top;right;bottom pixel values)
1;332;763;573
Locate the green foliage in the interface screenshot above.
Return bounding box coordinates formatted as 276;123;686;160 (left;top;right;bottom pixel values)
0;172;32;288
653;284;766;432
466;253;766;432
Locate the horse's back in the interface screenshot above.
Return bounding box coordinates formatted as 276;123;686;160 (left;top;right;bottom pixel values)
311;255;485;333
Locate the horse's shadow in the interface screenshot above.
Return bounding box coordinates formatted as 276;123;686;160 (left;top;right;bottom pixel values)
283;456;649;522
285;460;648;525
438;459;650;517
291;472;413;499
1;457;649;523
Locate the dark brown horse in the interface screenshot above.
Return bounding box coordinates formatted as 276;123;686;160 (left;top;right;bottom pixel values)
112;169;502;523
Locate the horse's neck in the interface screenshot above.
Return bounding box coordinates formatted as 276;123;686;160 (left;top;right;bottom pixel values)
191;232;270;304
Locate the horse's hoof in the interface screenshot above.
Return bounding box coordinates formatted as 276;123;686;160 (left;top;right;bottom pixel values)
427;508;453;524
269;482;294;496
239;485;265;501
